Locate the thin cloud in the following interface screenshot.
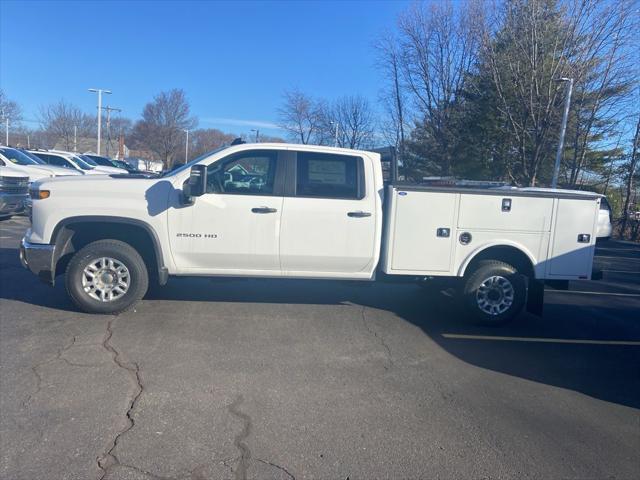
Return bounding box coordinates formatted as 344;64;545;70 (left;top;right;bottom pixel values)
202;117;282;130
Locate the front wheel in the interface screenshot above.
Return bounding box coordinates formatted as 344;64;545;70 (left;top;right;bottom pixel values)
462;260;526;326
66;239;148;314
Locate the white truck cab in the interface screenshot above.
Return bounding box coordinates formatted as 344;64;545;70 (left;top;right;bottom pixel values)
21;143;602;325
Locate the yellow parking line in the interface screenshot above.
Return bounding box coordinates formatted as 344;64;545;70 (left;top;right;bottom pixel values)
442;334;640;345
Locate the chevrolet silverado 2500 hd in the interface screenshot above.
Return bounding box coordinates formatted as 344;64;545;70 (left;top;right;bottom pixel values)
20;143;601;324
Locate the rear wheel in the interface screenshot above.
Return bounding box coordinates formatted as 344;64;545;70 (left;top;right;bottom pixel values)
66;239;148;314
462;260;526;326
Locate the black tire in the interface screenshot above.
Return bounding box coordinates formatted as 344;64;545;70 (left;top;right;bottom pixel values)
462;260;526;326
65;239;148;314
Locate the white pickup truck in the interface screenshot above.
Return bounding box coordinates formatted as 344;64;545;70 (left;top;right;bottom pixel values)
20;143;602;324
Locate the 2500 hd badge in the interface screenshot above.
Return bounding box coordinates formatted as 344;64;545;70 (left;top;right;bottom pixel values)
175;233;218;238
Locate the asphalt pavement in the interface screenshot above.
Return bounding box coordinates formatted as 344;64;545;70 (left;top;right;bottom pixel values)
1;216;639;480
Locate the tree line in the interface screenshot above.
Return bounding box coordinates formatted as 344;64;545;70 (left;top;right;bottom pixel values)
0;88;283;170
374;0;637;240
1;0;638;238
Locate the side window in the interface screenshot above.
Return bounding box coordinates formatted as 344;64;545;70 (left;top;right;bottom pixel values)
33;154;50;164
207;150;277;195
296;152;362;199
48;155;68;167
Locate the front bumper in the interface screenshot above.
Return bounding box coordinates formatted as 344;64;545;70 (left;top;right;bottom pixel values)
0;193;27;217
20;237;55;285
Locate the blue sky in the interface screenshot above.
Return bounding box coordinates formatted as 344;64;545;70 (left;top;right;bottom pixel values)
0;0;410;137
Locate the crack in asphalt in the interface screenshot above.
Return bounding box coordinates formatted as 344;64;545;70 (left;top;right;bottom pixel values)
360;306;394;370
97;316;145;480
228;395;252;480
22;336;101;408
256;458;296;479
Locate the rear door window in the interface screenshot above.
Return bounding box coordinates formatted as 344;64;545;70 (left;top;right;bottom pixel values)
295;152;362;199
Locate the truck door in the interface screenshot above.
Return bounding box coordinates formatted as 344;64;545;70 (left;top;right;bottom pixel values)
279;151;378;278
168;149;284;274
547;198;598;278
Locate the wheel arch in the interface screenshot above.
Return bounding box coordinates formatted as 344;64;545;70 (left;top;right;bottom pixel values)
458;242;537;279
51;216;168;285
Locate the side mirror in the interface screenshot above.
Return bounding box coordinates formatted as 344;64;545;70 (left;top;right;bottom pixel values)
183;164;207;202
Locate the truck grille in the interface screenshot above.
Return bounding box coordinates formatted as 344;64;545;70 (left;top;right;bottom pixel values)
0;176;30;194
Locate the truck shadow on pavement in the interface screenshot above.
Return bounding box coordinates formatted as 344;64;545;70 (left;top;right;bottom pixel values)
2;243;639;411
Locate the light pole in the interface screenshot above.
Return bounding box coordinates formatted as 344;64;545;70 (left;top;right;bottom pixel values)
88;88;112;155
551;78;574;188
330;121;340;147
250;129;260;143
183;129;189;163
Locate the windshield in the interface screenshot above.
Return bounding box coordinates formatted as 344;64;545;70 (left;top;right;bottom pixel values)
112;160;131;170
0;147;41;165
161;145;230;177
79;155;98;166
85;154;115;167
70;154;95;170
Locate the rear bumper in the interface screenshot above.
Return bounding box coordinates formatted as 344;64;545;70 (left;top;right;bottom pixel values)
20;237;55;285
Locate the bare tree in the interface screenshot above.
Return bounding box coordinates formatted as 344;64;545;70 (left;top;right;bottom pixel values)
620;116;640;236
38;100;96;151
320;95;376;149
131;89;197;168
398;0;483;175
375;32;410;162
278;89;323;144
189;128;236;159
0;90;22;129
562;0;636;186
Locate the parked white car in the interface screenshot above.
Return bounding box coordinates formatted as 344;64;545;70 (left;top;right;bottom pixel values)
28;150;128;175
0;146;82;182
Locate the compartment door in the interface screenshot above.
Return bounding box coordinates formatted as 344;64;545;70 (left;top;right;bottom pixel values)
548;199;597;277
391;191;457;272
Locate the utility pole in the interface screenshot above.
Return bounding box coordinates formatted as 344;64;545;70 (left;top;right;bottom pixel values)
102;105;121;157
330;121;340;147
183;129;189;163
251;129;260;143
88;88;112;155
2;109;7;145
74;125;77;152
551;78;574;189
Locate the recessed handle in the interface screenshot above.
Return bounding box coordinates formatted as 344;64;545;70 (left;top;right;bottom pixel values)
347;211;372;218
251;207;277;214
577;234;591;243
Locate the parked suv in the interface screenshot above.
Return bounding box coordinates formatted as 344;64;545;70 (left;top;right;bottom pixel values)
29;150;127;175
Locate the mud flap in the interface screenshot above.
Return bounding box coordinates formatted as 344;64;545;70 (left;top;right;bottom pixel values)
526;278;544;316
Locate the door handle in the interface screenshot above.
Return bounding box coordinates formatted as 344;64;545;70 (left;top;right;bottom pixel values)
347;211;372;218
251;206;278;214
